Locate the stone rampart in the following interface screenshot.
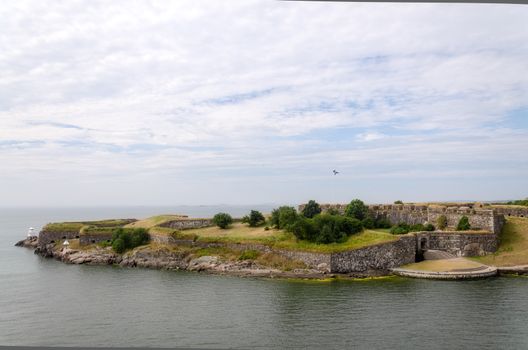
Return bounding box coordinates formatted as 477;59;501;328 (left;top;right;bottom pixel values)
415;231;498;257
299;203;505;234
159;218;213;230
79;233;113;245
491;205;528;218
330;235;416;273
38;230;80;247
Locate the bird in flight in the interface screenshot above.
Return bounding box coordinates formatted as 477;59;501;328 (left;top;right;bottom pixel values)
333;169;339;175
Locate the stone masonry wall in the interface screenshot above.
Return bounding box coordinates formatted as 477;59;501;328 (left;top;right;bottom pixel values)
330;235;416;273
492;205;528;218
299;203;505;234
415;231;498;257
159;218;213;230
38;230;80;247
79;234;113;245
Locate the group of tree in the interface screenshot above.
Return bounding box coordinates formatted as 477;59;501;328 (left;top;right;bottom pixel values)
390;222;435;235
506;198;528;206
111;227;150;253
211;199;475;244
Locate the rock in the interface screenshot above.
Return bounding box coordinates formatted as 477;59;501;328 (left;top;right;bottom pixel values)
188;256;218;271
15;236;38;249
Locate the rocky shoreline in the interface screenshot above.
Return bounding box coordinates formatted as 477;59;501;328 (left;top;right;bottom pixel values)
18;237;383;279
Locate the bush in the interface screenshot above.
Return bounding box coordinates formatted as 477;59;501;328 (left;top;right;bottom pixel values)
302;200;322;218
110;227;150;253
437;215;448;230
242;210;266;227
112;238;126;253
238;250;260;260
457;216;471;231
361;216;375;229
394;200;403;204
424;223;435;231
270;206;298;230
326;208;341;215
374;218;392;229
345;199;368;220
390;222;410;235
213;212;233;229
292;214;362;244
409;223;425;232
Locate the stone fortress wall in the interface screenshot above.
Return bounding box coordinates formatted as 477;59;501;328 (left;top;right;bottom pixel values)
38;230;80;247
158;218;213;230
298;203;505;234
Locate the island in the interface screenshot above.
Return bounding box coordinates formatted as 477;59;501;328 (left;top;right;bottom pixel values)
16;200;528;280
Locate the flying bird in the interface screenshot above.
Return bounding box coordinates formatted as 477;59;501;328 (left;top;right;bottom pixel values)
333;169;339;175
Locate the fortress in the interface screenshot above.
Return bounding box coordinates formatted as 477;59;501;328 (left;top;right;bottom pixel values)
32;203;528;275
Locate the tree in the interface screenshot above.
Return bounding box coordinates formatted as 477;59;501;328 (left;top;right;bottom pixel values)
361;216;375;229
302;200;322;218
345;199;369;220
457;216;471;231
394;200;403;204
270;206;298;230
437;215;448;230
242;210;265;227
213;213;233;229
112;238;126;253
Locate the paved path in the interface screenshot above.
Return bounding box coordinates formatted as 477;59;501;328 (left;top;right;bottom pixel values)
423;250;456;260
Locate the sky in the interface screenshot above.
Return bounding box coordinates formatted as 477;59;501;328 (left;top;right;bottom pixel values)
0;0;527;207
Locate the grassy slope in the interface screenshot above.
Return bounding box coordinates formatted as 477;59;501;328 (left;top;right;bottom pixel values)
471;217;528;266
182;223;398;253
124;215;187;229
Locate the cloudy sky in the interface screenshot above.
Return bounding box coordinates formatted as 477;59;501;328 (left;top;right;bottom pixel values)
1;0;527;207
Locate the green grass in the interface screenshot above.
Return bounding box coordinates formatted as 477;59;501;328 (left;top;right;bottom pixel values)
124;215;189;229
271;229;399;253
80;226;117;236
471;217;528;266
43;222;85;232
183;223;398;253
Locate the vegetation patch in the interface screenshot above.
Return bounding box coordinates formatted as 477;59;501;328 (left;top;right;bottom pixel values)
124;215;188;229
43;222;85;233
255;252;306;271
472;217;528;266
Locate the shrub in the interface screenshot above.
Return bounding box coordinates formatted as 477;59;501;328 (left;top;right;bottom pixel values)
238;249;260;260
375;218;392;229
394;200;403;204
424;223;435;231
112;238;126;253
326;207;341;215
457;216;471;231
270;206;298;230
213;212;233;229
291;217;316;241
409;223;425;232
242;210;266;227
345;199;368;220
390;222;410;235
361;216;375;229
437;215;448;230
302;200;322;218
110;227;150;253
292;214;362;243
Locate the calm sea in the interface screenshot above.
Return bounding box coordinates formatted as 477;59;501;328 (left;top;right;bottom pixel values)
1;206;527;349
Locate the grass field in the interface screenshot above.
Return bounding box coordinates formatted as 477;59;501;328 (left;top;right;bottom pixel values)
125;215;188;229
471;217;528;266
181;222;398;253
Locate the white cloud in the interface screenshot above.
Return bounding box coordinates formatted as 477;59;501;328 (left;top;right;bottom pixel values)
0;0;527;206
